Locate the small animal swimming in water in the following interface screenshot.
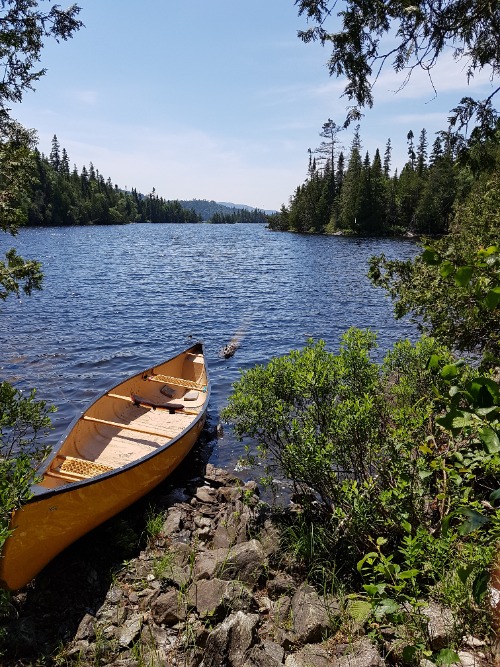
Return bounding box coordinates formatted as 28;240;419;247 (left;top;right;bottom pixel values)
220;339;240;359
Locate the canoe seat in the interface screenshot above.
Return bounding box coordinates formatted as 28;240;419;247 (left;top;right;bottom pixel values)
46;456;114;481
147;374;206;391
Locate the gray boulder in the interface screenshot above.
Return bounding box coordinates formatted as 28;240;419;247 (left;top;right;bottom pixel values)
188;578;256;619
336;637;385;667
151;589;187;626
201;611;260;667
421;602;455;650
291;583;339;643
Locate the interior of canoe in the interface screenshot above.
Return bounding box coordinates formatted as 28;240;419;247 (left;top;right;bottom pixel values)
38;349;207;489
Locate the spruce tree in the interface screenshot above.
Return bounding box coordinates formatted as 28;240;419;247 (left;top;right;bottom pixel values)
49;135;60;172
338;126;363;232
383;139;392;177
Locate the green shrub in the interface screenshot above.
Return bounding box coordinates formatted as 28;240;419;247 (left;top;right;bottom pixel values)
223;329;499;649
0;381;53;551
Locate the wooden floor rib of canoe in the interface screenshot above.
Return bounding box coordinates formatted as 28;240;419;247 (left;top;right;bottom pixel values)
73;404;196;470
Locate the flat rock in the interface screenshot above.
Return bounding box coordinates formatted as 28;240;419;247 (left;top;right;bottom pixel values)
196;486;218;504
336;637;385;667
215;539;267;586
291;583;339;643
244;640;285;667
188;578;256;619
151;589;187;626
422;602;455;650
162;509;184;535
267;573;296;599
116;613;143;648
285;644;335;667
74;613;96;641
201;611;260;667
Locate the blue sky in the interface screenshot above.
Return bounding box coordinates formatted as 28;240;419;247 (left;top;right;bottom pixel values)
11;0;497;211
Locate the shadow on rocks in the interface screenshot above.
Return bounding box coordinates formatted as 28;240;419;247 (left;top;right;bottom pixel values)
0;424;217;665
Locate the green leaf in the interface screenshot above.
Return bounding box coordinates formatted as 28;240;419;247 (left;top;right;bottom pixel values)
457;564;475;584
357;552;378;572
402;646;419;663
479;427;500;453
398;569;420;579
467;377;500;407
441;364;459;380
363;584;386;596
348;600;372;623
439;261;455;278
482;245;499;257
485;287;500;310
427;354;441;370
376;536;387;546
401;520;412;533
454;266;473;287
475;406;499;417
422;247;441;265
472;570;489;604
436;648;460;665
457;508;489;535
490;488;500;503
374;598;399;620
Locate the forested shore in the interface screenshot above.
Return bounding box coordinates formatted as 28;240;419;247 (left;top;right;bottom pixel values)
269;121;498;237
21;136;268;228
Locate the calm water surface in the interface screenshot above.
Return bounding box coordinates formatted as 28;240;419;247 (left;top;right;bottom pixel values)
1;223;419;475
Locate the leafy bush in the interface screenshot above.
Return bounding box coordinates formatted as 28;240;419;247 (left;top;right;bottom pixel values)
0;381;54;550
223;330;499;652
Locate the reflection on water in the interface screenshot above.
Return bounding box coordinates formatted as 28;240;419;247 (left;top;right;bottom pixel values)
1;223;419;480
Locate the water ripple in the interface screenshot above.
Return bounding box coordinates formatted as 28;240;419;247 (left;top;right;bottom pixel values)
1;223;419;471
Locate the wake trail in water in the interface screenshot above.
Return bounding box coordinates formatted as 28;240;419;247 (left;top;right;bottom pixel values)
220;313;254;359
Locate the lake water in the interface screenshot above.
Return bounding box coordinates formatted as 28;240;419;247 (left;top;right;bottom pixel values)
1;223;419;476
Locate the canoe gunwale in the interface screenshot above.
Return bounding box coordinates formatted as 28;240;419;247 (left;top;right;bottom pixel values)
28;342;210;503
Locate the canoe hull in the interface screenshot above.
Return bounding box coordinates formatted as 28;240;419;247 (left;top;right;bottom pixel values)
0;344;209;591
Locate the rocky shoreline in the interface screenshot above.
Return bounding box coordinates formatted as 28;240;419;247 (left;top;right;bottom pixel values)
1;461;492;667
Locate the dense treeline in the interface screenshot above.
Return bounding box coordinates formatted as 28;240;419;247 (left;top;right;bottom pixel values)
268;121;482;236
209;208;267;224
178;199;268;222
25;136;202;227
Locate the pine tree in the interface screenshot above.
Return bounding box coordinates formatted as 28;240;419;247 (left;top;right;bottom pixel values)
417;128;428;177
60;148;70;178
338;126;363;232
383;139;392;177
49;135;60;172
407;130;416;170
315;118;343;172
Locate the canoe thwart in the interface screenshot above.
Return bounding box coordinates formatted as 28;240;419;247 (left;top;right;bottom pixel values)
82;415;174;439
107;392;200;416
146;374;207;392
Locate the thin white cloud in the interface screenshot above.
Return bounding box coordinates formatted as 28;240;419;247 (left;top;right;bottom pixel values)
38;120;304;210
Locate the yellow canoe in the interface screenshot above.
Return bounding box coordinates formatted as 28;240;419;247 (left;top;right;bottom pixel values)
0;343;210;591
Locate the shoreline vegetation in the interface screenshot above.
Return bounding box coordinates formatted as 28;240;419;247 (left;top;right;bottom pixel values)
14;136;269;229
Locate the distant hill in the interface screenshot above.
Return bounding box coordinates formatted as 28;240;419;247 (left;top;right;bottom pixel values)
218;201;277;215
178;199;276;221
178;200;234;220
